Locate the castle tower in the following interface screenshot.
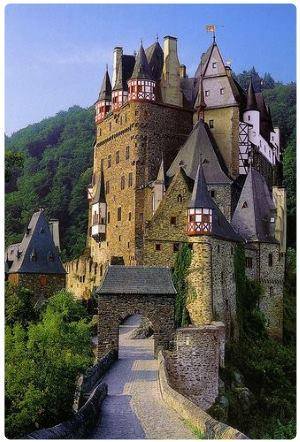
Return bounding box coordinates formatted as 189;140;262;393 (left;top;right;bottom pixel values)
161;36;183;107
112;47;131;110
128;44;156;102
95;67;112;124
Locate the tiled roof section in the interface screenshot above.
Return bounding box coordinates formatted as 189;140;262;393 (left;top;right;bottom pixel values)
167;120;231;184
96;265;177;295
189;163;241;242
130;45;152;80
113;54;135;91
92;169;106;204
145;42;163;81
194;44;214;78
246;78;258;111
231;167;277;242
98;68;112;101
8;210;66;274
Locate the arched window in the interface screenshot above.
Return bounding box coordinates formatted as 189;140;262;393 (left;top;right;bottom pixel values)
177;194;183;203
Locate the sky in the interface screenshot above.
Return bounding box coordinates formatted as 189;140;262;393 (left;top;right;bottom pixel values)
5;3;296;135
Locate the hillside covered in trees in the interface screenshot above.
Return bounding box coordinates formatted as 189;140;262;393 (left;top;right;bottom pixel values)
5;70;296;259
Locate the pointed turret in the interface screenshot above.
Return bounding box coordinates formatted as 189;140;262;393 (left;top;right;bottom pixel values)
91;170;107;242
95;67;112;123
152;157;166;214
128;44;156;102
246;77;258;111
187;162;214;235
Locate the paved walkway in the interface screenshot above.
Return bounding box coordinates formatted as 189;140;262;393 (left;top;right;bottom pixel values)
90;315;194;439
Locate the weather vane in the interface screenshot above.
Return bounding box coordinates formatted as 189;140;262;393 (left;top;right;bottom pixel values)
206;24;216;43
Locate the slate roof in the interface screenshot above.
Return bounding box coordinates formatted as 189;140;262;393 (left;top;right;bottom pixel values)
98;68;112;101
156;157;166;183
145;42;163;81
92;169;106;204
231;167;277;243
130;45;152;80
255;92;274;140
113;54;135;91
96;265;177;295
189;164;242;242
7;210;66;274
167;119;231;184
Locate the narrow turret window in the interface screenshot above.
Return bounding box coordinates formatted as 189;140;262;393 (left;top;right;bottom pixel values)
116;151;120;164
108;155;111;168
107;212;110;224
128;212;132;221
126;146;130;160
128;173;133;187
117;207;122;221
121;176;125;190
268;253;273;267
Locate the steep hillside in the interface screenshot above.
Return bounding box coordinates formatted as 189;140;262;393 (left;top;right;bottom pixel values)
5;106;94;260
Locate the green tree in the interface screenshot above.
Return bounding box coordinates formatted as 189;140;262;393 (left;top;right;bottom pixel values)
5;290;92;438
5;282;37;327
262;72;275;89
172;244;192;327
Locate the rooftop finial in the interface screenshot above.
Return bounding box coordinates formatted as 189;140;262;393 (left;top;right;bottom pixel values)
156;34;159;42
140;38;143;46
105;63;108;71
206;24;216;44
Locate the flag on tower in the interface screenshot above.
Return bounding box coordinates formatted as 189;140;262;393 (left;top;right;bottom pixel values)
206;24;216;33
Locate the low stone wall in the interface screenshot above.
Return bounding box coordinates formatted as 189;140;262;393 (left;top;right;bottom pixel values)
158;352;247;439
27;382;107;439
79;349;117;406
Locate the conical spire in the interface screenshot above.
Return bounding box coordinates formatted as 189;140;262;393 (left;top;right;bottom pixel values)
156;157;165;183
93;169;106;204
246;77;258;111
130;44;152;80
188;162;214;209
98;67;112;101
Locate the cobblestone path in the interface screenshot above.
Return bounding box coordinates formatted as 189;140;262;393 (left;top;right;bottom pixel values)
90;315;194;439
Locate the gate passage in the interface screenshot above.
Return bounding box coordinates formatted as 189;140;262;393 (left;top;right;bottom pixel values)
96;265;176;358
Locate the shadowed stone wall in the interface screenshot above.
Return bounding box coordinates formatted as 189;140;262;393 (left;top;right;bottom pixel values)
97;293;175;359
165;324;225;410
8;273;66;302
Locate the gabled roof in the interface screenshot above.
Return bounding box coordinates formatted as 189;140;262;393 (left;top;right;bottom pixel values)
231;167;277;243
145;41;163;81
194;44;214;78
96;265;177;295
189;163;241;242
167;119;231;184
113;54;135;91
92;169;106;204
98;68;112;101
246;78;258;111
156;157;166;183
130;45;152;80
7;210;66;274
255;92;274;139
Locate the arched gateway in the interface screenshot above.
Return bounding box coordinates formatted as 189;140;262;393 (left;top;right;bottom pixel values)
96;266;176;359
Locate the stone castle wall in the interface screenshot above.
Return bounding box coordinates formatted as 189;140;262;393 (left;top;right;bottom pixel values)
165;324;225;410
8;273;66;302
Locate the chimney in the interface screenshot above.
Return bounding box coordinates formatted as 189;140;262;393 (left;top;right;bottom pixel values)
179;64;187;78
162;36;182;107
49;219;61;252
112;47;123;89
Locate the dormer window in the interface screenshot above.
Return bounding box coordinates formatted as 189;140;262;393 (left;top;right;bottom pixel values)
242;201;248;208
212;62;217;69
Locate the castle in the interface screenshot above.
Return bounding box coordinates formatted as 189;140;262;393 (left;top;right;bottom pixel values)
65;35;286;340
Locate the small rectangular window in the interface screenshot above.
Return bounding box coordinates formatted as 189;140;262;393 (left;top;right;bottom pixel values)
128;212;132;221
126;146;130;160
205;90;210;97
128;172;133;187
108;155;111;168
105;180;110;194
117;207;122;221
107;212;110;224
155;244;161;251
170;216;177;226
212;62;217;68
220;88;224;95
210;190;215;198
173;243;180;252
116;151;120;164
209;120;214;129
245;257;253;268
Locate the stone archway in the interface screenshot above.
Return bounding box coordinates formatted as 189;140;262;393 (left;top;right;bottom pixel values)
96;266;176;359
